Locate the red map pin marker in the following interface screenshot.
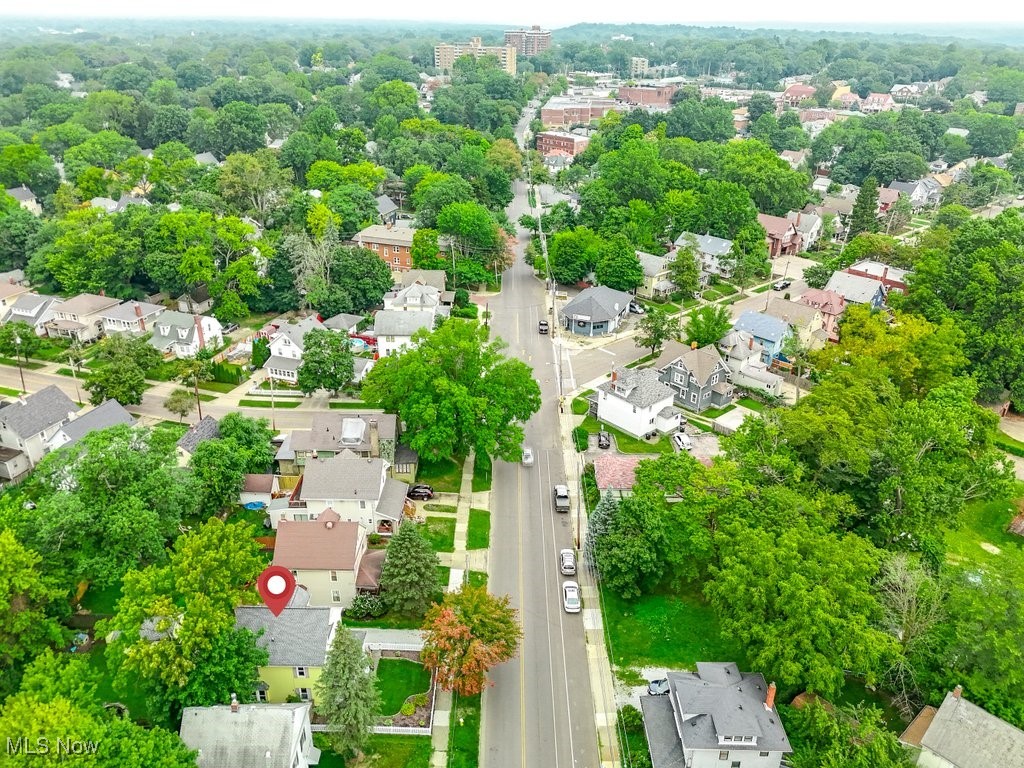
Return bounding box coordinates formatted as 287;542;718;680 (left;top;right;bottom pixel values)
257;565;296;617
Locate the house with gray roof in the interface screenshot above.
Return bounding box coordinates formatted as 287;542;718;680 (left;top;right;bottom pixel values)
561;285;632;336
284;453;408;536
193;151;219;166
399;269;447;292
824;271;886;308
900;686;1024;768
176;284;213;314
45;399;135;453
176;415;220;466
100;300;166;335
2;293;63;336
717;330;783;397
149;310;224;359
763;298;826;350
5;185;41;216
0;385;78;478
277;414;398;474
376;194;399;225
179;701;321;768
234;602;334;670
641;663;791;768
674;232;735;284
383;282;443;312
45;293;121;343
889;178;943;209
732;311;792;365
321;313;363;333
595;367;682;438
657;344;734;413
635;251;675;300
373;310;434;358
264;315;327;383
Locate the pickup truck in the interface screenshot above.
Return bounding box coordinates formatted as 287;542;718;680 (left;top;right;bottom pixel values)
553;484;570;513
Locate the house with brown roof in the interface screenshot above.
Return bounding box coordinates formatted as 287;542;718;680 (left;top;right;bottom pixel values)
844;259;910;292
240;473;281;507
799;288;846;342
781;83;816;108
593;454;643;498
353;224;416;272
272;510;382;608
757;214;802;259
45;293;121;342
861;92;897;113
275;414;399;474
0;280;32;311
763;298;826;349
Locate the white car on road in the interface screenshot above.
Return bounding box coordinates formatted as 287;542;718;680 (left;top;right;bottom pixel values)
522;447;534;466
562;581;581;613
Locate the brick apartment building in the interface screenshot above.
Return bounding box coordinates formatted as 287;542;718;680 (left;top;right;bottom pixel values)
617;84;678;107
434;37;517;75
353;224;416;272
540;96;620;128
504;26;551;56
536;131;590;156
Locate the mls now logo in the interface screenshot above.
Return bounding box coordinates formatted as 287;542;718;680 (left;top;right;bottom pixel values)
7;737;100;756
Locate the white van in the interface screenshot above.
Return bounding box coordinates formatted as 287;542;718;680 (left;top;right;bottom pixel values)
672;432;693;451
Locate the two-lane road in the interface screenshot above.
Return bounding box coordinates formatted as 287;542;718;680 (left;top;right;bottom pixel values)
482;178;600;768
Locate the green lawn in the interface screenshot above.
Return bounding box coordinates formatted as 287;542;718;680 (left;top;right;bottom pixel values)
0;385;22;396
417;456;464;494
55;367;77;377
328;400;371;409
198;393;217;402
145;360;181;382
437;565;451;587
344;613;427;630
945;488;1024;573
602;587;745;671
238;398;302;408
466;509;490;550
154;422;190;438
313;733;432;768
700;403;736;419
375;658;432;715
625;352;658;369
229;505;269;531
714;282;738;296
467;571;488;589
197;380;241;393
753;284;772;293
0;356;44;370
421;517;456;553
85;643;152;722
423;503;457;514
448;693;482;768
80;581;122;616
995;430;1024;458
736;396;766;413
580;416;671;455
27;339;73;362
571;389;595;416
472;451;492;492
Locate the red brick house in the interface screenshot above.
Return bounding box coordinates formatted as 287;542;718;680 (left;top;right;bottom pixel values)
781;83;817;108
757;213;802;259
536;131;590;157
353;225;416;272
799;288;846;342
617;85;677;107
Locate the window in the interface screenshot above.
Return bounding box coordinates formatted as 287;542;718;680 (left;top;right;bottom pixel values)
297;688;311;702
742;736;754;743
759;752;769;758
719;752;728;760
673;372;685;384
393;256;400;264
330;570;339;582
255;689;268;702
383;246;389;255
731;763;741;768
294;666;308;678
649;418;655;425
359;500;366;509
293;513;309;522
690;392;698;404
331;590;341;603
370;243;378;251
703;391;711;399
711;374;719;385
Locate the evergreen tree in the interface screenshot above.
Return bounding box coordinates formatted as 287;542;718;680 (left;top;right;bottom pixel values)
849;176;880;237
314;626;381;758
379;522;440;615
584;493;618;569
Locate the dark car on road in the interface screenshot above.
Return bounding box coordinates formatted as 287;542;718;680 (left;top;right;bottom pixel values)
407;484;434;501
538;320;549;334
647;678;670;696
772;279;792;291
598;431;611;449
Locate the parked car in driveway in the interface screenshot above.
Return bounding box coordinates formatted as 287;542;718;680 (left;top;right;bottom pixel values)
628;301;646;314
597;431;611;449
647;678;670;695
522;447;534;466
407;484;434;500
562;581;581;613
559;549;576;576
672;432;693;451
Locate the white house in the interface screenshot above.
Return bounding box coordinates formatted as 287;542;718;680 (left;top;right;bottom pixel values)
674;232;734;284
785;211;823;252
373;310;433;358
0;385;78;480
4;186;41;216
179;701;321;768
382;282;443;312
263;316;327;383
148;311;224;359
44;399;135;454
45;293;121;343
595;367;682;439
100;300;166;335
641;663;791;768
717;330;783;397
0;281;32;311
1;293;63;336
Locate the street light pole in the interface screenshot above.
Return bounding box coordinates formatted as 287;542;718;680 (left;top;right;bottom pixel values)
269;373;277;432
13;335;25;394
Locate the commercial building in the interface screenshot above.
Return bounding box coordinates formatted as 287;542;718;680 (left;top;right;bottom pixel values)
617;85;677;107
540;96;620;128
434;37;517;76
504;26;551;56
535;131;591;156
628;57;649;78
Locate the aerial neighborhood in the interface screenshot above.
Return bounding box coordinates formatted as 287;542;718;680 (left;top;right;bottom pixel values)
2;11;1024;768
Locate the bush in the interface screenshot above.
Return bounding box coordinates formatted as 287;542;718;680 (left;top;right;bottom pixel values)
400;701;416;716
454;288;470;308
347;594;387;619
210;360;245;384
618;705;644;734
413;693;428;707
572;426;588;452
367;533;384;546
452;305;479;319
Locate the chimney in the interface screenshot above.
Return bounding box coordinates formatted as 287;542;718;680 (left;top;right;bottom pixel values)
764;681;776;711
133;301;142;317
194;314;205;349
611;370;618;382
796;212;802;226
99;289;105;297
369;419;380;458
953;685;963;699
230;692;239;713
748;335;754;350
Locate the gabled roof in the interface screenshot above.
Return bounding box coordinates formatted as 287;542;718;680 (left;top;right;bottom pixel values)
399;269;447;291
289;414;397;454
57;293;121;317
179;703;313;768
272;315;326;352
56;400;135;447
598;368;674;409
675;232;732;257
660;344;729;386
373;310;433;337
757;213;798;238
718;329;765;363
5;293;60;321
100;300;165;322
385;283;441;310
763;298;822;328
322;313;363;332
799;288;846;316
825;272;885;304
635;250;671;278
733;311;791;343
193;152;219;165
5;185;36;202
0;385;76;439
785;211;821;235
376;194;398;216
561;286;632;323
299;455;384;501
177;415;220;454
234;604;332;666
273;510;364;571
243;473;276;494
913;690;1024;767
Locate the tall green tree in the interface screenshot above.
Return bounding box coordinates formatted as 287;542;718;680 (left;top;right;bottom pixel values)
593;495;666;599
218;412;276;474
296;329;355;396
595;235;644;292
668;239;702;299
785;702;915;768
849;175;880;237
684;304;732;347
84;333;159;406
363;321;541;462
189;439;247;516
379;522;440;616
217;149;292;225
314;626;381;759
635;310;680;356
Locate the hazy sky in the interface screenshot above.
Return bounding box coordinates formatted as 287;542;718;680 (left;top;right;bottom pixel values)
11;1;1019;28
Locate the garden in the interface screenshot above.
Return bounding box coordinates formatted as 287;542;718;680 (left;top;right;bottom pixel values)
375;655;434;730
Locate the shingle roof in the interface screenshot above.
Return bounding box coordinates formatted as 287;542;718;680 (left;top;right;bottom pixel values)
376;194;398;216
234;605;332;666
385;283;441;310
243;473;275;494
598;368;674;409
273;510;363;571
635;250;670;278
763;298;822;328
799;288;846;316
299;455;384;501
100;300;165;322
377;477;410;521
57;400;135;447
0;385;76;439
757;212;797;238
5;185;36;202
6;293;58;318
825;272;885;304
733;311;791;344
846;259;909;284
321;313;363;332
917;691;1024;767
193;152;219;165
561;286;633;323
179;703;312;768
176;416;220;453
289;414;396;454
641;695;686;768
272;315;326;352
675;232;733;256
399;270;447;291
263;355;301;373
660;344;728;387
373;310;433;337
57;293;120;317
